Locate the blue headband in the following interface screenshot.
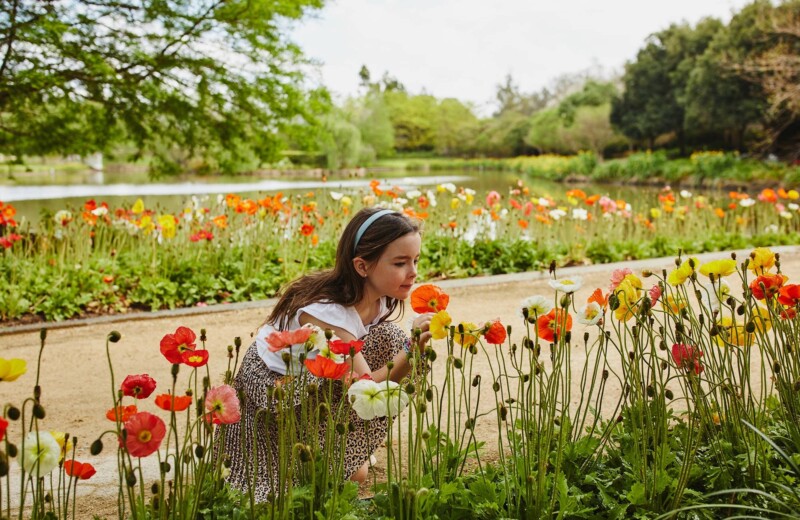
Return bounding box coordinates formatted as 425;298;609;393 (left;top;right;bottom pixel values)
353;209;394;254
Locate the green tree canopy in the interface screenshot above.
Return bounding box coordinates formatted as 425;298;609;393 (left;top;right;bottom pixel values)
0;0;326;173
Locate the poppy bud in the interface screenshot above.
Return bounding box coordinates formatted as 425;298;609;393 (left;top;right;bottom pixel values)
628;351;635;361
151;482;160;494
6;406;20;420
405;383;416;394
661;361;668;371
90;439;103;455
549;260;556;275
773;362;781;374
584;332;590;343
710;326;719;336
202;329;209;343
665;389;674;400
492;381;500;392
506;324;512;336
273;387;285;401
421;430;430;440
336;423;345;435
227;345;233;354
564;331;571;343
523;373;531;382
307;383;318;395
298;353;306;363
425;347;436;361
108;331;122;343
469;345;478;355
32;403;46;419
737;305;744;316
521;307;529;320
608;294;620;311
674;257;681;267
453;358;463;370
0;453;8;477
171;364;180;379
325;329;333;340
151;497;159;510
642;269;652;278
464;418;474;430
602;369;608;380
6;443;17;458
386;361;394;371
348;422;356;433
616;415;623;423
126;470;137;487
471;375;481;388
45;493;52;503
40;328;47;341
419;403;427;413
195;445;205;459
698;314;704;327
646;386;655;398
33;385;41;400
281;352;292;365
318;402;328;416
499;405;507;422
745;321;756;333
425;389;433;402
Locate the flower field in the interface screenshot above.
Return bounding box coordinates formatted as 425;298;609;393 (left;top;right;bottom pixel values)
2;180;800;323
2;247;800;519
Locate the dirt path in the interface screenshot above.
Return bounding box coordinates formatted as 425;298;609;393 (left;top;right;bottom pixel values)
2;246;799;518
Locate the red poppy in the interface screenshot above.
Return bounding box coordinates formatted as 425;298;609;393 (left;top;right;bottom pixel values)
300;223;314;236
410;284;450;313
181;349;209;367
536;309;573;343
160;326;197;364
304;356;350;379
329;339;364;356
749;274;786;300
120;374;157;400
672;343;704;375
120;412;166;458
0;416;7;442
154;393;193;412
483;320;507;345
778;284;800;307
266;327;314;352
63;460;96;480
106;404;138;422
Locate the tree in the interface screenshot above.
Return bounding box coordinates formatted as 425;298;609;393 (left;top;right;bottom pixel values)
0;0;326;173
434;98;479;156
611;19;721;152
384;91;437;152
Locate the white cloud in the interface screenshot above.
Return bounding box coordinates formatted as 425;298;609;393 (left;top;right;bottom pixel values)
290;0;750;112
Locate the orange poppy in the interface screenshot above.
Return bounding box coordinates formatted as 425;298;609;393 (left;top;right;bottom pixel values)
304;356;350;379
566;189;587;200
585;194;600;205
300;223;314;236
483;320;507;345
212;215;228;229
518;219;528;229
537;309;572;343
749;274;787;300
154;393;193;412
714;208;725;218
587;288;608;308
106;405;137;422
778;284;800;307
410;284;450;313
64;460;96;480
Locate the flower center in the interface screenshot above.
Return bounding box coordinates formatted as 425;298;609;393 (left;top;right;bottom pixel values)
138;430;152;443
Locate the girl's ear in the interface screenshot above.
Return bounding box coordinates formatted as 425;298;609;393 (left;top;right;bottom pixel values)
352;258;369;278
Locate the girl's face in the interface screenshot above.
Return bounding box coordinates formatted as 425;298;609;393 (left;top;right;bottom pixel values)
363;232;421;300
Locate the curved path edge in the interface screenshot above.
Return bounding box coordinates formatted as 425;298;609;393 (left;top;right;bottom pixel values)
3;245;798;337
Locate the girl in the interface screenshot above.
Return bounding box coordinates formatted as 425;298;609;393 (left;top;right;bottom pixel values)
221;207;432;502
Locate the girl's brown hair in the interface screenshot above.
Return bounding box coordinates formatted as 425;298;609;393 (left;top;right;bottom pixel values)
267;208;420;330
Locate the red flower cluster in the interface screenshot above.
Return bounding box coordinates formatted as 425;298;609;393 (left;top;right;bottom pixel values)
155;393;193;412
160;326;207;366
749;274;787;300
329;339;364;356
537;309;573;343
106;404;138;422
672;343;704;375
0;201;18;227
0;233;22;249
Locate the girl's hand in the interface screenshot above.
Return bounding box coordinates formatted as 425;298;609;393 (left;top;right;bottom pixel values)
411;312;434;348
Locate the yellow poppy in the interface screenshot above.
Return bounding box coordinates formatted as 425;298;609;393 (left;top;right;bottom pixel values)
0;358;27;382
430;311;452;340
699;259;737;279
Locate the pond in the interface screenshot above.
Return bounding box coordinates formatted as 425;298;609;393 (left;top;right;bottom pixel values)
0;168;715;225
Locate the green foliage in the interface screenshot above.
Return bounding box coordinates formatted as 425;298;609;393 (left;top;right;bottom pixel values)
0;0;328;174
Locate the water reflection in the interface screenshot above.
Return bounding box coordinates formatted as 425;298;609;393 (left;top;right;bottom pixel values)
0;175;471;202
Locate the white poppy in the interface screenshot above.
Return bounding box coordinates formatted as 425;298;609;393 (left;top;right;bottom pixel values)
20;431;61;475
740;199;756;207
679;190;692;198
578;302;603;325
572;208;588;221
548;276;583;294
549;209;566;220
520;295;554;318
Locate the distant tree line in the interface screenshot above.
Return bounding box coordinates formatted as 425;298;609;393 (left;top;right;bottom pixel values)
311;0;798;169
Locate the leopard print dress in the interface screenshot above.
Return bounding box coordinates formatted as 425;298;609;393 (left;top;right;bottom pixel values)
218;321;408;502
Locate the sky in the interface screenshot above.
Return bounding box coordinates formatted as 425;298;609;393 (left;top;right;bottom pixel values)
290;0;753;114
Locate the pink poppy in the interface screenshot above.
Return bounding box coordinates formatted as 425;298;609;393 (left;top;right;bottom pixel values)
205;385;241;424
266;327;313;353
121;412;166;457
609;268;633;291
